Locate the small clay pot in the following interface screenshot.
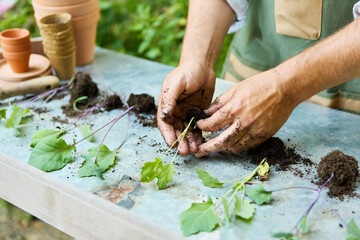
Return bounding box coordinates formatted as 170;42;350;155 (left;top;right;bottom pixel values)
33;0;88;7
2;49;32;73
0;42;31;52
32;0;98;18
0;28;31;53
39;13;72;32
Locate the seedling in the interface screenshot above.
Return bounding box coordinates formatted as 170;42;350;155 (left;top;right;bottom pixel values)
0;104;31;137
140;117;195;190
180;159;270;236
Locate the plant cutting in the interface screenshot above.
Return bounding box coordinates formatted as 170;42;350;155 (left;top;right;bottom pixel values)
140;117;195;189
0;103;31;136
180;159;270;236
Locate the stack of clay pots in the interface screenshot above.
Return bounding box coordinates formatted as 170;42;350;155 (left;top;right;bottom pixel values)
40;13;75;80
32;0;100;66
0;28;31;73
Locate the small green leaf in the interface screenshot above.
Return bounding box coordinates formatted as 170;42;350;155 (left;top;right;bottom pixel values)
81;155;104;180
180;197;221;236
78;144;117;178
156;163;175;190
81;123;95;142
245;183;271;205
270;231;297;239
5;104;30;136
73;96;88;110
28;134;76;171
195;167;223;189
257;161;269;177
346;219;360;240
140;157;163;183
300;214;308;233
234;196;255;220
0;109;6;120
30;129;65;148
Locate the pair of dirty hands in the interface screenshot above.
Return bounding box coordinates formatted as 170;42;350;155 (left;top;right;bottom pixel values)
157;62;296;157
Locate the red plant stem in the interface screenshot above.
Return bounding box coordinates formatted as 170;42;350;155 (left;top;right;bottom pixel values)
292;173;334;235
22;85;69;104
117;95;131;150
93;105;136;164
66;102;108;128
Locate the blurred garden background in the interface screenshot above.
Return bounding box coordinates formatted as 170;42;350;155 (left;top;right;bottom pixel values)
0;0;234;239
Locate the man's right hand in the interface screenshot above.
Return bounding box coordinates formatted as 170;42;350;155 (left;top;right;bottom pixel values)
157;62;216;157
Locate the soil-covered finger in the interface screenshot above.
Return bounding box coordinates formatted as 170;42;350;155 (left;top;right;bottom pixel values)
184;123;199;154
197;103;234;132
195;121;247;157
157;117;177;148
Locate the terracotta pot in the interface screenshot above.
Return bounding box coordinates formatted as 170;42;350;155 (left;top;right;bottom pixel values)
46;52;75;80
2;48;32;73
32;0;98;18
33;0;88;7
39;13;72;32
0;42;31;52
0;28;31;47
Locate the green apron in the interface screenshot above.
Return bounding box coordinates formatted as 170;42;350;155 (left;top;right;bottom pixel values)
222;0;360;114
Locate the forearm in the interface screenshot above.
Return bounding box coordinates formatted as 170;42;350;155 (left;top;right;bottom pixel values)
276;18;360;105
179;0;235;68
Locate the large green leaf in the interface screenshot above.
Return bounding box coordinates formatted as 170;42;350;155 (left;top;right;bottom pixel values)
180;197;221;236
195;167;223;189
234;196;255;219
346;219;360;240
30;129;65;148
156;163;175;190
78;144;117;178
245;183;272;205
28;134;76;172
140;157;163;183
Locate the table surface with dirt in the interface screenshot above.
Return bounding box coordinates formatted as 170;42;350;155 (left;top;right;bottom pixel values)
0;47;359;240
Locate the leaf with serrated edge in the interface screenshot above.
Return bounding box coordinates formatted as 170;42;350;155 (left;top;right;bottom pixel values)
30;129;64;148
346;219;360;240
300;214;308;233
180;197;221;236
156;163;175;190
78;145;117;177
140;158;163;182
0;109;6;120
81;123;95;142
5;104;29;129
245;183;271;205
196;167;223;188
234;196;255;219
28;134;76;171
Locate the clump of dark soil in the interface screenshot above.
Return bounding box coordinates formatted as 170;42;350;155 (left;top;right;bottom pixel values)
104;94;123;111
317;150;359;200
127;93;157;127
247;137;314;171
69;72;99;105
127;93;156;114
185;109;209;123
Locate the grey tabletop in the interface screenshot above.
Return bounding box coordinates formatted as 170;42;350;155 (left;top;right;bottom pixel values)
0;47;359;240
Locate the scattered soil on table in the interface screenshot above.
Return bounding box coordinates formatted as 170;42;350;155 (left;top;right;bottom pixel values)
317;150;359;200
127;93;157;127
247;137;314;171
30;107;49;114
52;116;69;124
185;109;209;123
104;94;123;111
69;72;99;105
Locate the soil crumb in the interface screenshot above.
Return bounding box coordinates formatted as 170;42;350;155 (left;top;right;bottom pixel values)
317;150;359;200
52;116;69;124
127;93;157;127
31;107;49;114
69;72;99;105
104;94;123;111
247;137;313;171
127;93;156;114
185;109;209;123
